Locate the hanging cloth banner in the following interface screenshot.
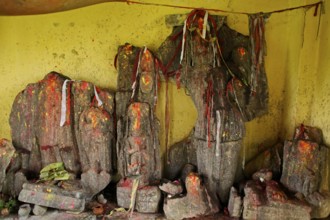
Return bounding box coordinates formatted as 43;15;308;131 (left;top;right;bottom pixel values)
249;13;269;93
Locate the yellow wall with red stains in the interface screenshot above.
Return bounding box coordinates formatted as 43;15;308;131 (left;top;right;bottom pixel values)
0;0;328;182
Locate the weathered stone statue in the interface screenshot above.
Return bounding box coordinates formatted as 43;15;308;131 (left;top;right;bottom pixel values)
116;44;161;213
157;10;269;204
7;72;115;201
281;125;330;218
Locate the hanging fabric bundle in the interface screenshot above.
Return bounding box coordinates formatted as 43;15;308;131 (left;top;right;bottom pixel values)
249;13;268;94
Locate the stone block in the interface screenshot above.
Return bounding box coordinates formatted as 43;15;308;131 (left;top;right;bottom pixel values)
252;169;273;182
81;167;111;198
306;191;330;219
117;179;161;213
228;187;242;218
18;182;86;212
163;173;218;220
33;205;47;216
281;140;325;196
159;181;183;196
243;180;311;220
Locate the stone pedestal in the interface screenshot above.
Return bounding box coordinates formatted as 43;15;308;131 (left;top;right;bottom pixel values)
116;178;161;213
243;180;311;220
18;182;86;212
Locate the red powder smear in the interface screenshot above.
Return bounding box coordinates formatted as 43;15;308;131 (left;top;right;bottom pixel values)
26;85;34;96
142;74;151;86
132;103;141;131
41;145;53;151
143;50;151;63
298;141;315;155
238;47;246;57
102;110;111;120
133;137;142;146
90;113;98;128
124;44;133;53
186;173;200;196
118;178;133;187
198;17;204;31
80;81;90;90
226;81;234;94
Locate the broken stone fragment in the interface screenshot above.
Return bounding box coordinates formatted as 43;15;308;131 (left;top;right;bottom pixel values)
294;124;323;144
18;182;86;212
116;178;161;213
244;143;282;179
252;169;273;182
281;140;325;197
243;180;311;220
18;204;31;218
33;204;47;216
81;169;111;198
97;194;107;204
159;181;183;196
163;173;219;220
164;140;197;180
2;171;28;197
306;191;330;219
0;139;15;192
228;187;242;218
180;163;197;184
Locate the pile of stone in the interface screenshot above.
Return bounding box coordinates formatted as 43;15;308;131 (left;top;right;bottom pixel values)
226;125;330;219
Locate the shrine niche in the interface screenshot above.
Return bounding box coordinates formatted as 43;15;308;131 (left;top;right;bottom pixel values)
0;6;329;220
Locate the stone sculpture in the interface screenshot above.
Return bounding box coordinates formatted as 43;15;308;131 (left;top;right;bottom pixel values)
163;172;219;219
281;125;330;218
116;44;162;213
6;72;115;200
157;10;269;204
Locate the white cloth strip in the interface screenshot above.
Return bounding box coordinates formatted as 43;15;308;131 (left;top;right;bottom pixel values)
215;110;221;157
180;19;187;64
94;85;103;107
202;11;208;39
60;79;70;127
131;47;145;99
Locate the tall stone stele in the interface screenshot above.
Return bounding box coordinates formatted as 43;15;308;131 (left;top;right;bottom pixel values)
116;44;162;213
157;10;269;204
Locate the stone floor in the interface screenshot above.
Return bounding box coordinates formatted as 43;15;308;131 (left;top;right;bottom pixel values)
4;210;235;220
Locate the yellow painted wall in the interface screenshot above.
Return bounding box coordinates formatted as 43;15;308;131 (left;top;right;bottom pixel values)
0;0;326;167
310;1;330;191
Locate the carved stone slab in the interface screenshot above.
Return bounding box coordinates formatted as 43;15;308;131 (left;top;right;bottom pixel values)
18;182;86;212
243;180;311;220
117;178;161;213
